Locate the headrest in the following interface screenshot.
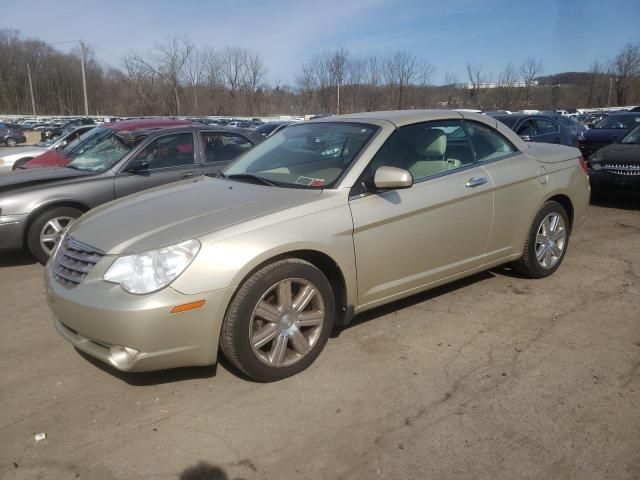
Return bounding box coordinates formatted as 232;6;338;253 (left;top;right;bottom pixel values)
416;129;446;157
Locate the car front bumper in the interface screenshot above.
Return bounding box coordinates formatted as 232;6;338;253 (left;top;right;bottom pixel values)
0;214;28;250
44;263;234;372
588;169;640;190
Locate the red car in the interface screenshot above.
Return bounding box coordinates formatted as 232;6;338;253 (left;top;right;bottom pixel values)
23;119;195;169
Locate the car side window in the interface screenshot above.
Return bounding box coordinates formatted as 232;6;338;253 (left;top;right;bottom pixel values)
516;120;536;137
368;120;475;181
201;132;253;163
465;121;517;162
534;118;559;135
133;133;195;170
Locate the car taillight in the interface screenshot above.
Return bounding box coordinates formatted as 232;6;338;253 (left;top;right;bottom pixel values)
578;156;588;172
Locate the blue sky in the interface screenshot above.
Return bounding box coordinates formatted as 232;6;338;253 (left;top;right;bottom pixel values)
3;0;639;85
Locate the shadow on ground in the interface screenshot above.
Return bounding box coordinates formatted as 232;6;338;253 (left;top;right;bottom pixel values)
347;270;498;329
76;350;218;386
180;462;228;480
591;190;640;211
0;250;37;267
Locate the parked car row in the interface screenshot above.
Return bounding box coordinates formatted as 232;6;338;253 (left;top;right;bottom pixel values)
0;122;27;147
0;125;95;172
0;119;262;262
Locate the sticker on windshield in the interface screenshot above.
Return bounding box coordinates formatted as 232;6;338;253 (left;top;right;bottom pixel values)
310;178;325;187
295;176;314;185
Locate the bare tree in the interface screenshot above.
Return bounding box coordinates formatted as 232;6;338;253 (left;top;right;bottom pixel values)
242;50;267;114
184;47;206;114
155;36;194;115
521;57;543;108
385;51;419;109
498;62;519;110
608;43;640;105
466;62;487;108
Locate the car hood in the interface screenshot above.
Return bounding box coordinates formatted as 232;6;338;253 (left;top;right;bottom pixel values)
583;128;628;143
69;176;323;255
589;143;640;164
0;167;92;193
23;148;68;168
0;146;48;163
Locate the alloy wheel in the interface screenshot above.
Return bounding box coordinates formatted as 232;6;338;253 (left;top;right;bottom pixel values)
534;212;567;269
249;278;325;368
40;216;74;257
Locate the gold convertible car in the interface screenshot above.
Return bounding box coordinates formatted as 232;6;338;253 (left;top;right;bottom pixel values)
45;110;590;381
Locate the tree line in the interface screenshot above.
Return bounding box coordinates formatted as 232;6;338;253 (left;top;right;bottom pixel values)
1;29;639;117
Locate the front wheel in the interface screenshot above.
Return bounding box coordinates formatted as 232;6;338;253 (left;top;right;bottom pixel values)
220;258;335;382
512;201;570;278
5;137;17;147
27;206;83;264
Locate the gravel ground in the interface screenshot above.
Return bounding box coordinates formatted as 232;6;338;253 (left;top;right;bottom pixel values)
0;193;639;480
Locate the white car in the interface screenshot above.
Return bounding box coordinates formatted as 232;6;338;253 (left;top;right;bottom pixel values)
0;125;94;173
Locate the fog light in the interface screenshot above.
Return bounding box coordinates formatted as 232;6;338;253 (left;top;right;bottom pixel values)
592;164;602;170
109;345;139;368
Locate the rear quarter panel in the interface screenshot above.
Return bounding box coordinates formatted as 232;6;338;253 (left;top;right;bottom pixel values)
481;143;588;261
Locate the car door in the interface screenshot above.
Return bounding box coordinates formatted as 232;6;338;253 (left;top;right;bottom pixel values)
199;131;255;176
114;131;203;198
464;120;543;262
532;118;562;144
349;119;494;307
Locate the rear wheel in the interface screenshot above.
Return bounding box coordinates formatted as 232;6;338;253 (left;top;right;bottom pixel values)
5;137;17;147
220;258;335;382
27;207;82;264
512;201;569;278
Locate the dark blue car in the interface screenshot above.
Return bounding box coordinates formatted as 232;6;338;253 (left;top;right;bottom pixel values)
579;112;640;158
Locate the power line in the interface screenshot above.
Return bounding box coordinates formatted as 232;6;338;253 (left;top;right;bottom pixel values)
85;42;126;63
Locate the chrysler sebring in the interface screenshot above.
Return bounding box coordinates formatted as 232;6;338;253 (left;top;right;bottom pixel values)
45;110;590;381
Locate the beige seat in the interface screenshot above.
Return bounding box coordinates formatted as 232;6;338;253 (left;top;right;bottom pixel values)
408;129;460;179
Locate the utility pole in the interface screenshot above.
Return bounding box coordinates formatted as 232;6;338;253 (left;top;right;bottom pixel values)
80;40;89;116
26;63;37;119
607;77;613;107
336;80;340;115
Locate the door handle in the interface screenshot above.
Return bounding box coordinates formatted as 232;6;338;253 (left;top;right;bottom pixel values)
465;177;488;188
182;171;197;178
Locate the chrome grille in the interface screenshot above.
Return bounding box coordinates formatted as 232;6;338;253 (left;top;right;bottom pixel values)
53;236;104;287
603;163;640;175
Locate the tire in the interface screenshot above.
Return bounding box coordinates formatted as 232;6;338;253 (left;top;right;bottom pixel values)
12;157;33;171
27;206;83;264
512;201;570;278
5;137;17;147
220;258;335;382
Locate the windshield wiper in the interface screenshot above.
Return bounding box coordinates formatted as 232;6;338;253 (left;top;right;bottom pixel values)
224;173;278;186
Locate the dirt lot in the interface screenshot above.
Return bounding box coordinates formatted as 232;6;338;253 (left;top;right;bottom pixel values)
1;195;639;480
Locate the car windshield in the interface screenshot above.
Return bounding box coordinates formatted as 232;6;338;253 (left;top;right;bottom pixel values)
65;129;133;172
621;125;640;144
222;122;378;188
592;115;640;129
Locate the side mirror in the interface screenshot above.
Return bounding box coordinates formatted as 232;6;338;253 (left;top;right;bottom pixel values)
519;134;532;142
58;140;68;147
587;123;594;129
374;166;413;190
124;159;149;173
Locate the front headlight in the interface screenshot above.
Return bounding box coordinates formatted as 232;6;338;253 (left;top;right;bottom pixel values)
104;239;200;294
